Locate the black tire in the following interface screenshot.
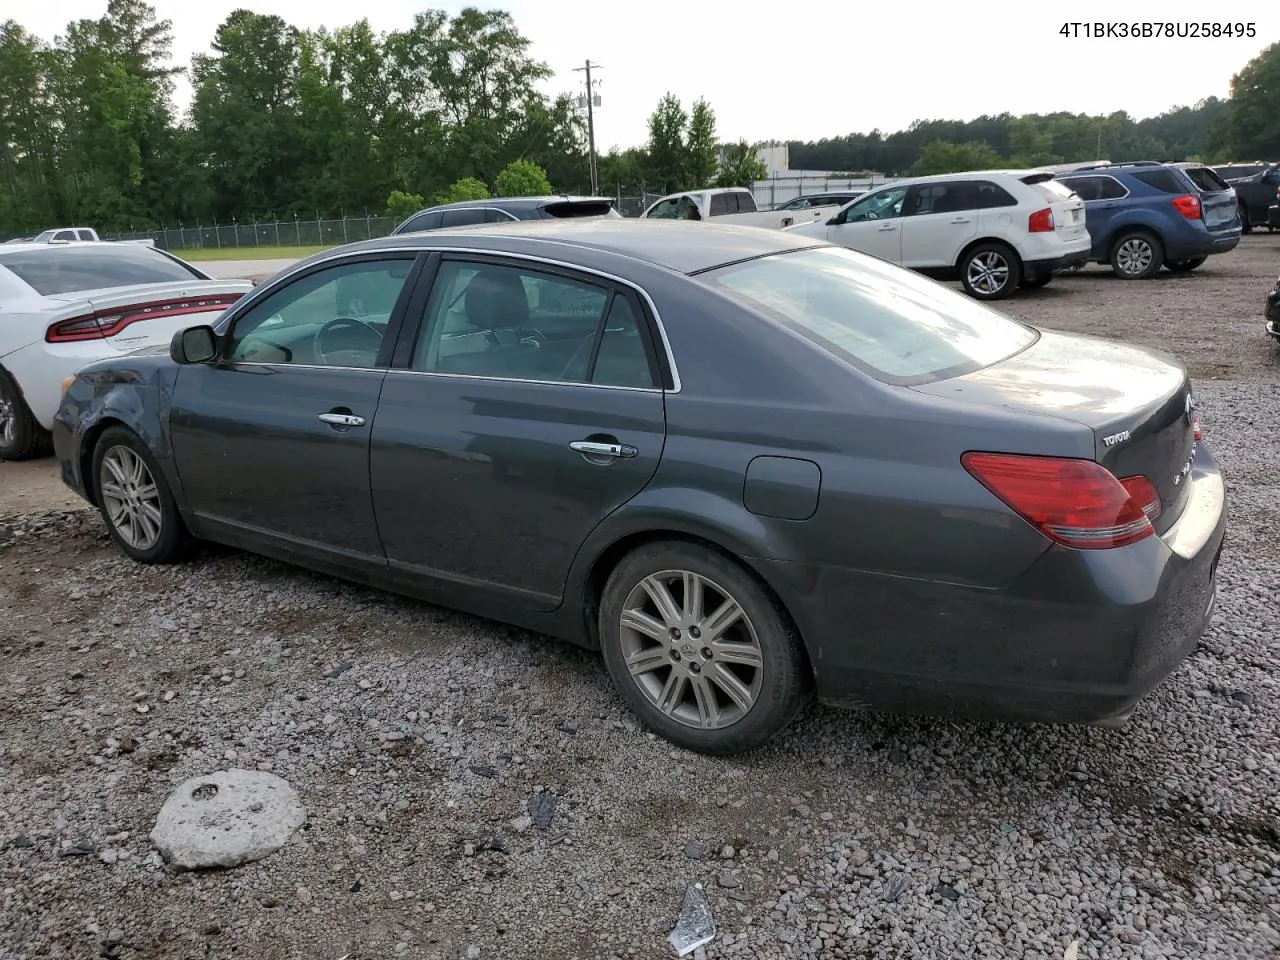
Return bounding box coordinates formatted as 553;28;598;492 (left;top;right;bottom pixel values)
598;541;811;755
959;242;1021;301
1165;257;1207;273
1239;206;1252;234
91;426;192;564
1110;231;1164;280
0;368;53;462
1020;273;1052;289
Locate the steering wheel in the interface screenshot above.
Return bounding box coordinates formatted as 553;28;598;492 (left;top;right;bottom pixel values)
314;316;383;366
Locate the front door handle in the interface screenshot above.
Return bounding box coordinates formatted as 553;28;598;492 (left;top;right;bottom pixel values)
949;217;971;224
570;440;637;460
318;412;366;427
877;223;897;231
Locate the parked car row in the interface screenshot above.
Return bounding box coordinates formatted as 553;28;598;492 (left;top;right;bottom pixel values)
778;161;1244;300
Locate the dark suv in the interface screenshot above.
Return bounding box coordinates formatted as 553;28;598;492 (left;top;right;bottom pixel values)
1054;161;1241;279
1211;162;1280;232
393;196;619;234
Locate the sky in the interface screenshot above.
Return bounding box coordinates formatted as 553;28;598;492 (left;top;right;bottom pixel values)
9;0;1273;154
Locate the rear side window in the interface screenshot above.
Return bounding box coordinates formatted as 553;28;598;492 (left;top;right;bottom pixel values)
1059;177;1101;201
1182;167;1230;192
0;246;202;296
441;208;487;227
906;181;979;215
398;211;442;233
541;200;615;219
976;181;1017;208
734;192;758;213
699;246;1037;386
485;208;517;223
1131;169;1186;194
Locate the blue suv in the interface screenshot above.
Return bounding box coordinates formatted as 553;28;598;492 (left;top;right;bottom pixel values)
1054;161;1241;279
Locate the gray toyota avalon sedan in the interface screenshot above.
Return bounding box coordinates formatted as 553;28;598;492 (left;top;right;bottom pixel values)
50;219;1226;755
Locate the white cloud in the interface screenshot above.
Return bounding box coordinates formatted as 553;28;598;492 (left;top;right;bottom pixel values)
15;0;1266;153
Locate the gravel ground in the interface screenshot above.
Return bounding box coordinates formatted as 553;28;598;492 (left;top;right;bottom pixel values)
1;236;1278;960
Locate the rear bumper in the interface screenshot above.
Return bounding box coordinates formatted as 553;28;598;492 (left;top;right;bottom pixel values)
1025;249;1090;274
757;443;1227;725
1165;224;1240;260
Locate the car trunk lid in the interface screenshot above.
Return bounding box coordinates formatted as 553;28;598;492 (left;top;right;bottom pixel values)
42;280;253;348
912;329;1197;534
1021;173;1089;242
1179;165;1239;232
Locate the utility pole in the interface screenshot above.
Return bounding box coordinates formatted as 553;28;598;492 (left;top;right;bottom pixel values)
574;60;601;195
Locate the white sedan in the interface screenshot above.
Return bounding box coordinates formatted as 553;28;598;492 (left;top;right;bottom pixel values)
0;242;252;460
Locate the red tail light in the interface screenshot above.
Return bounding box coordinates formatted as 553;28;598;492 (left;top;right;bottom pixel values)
1191;411;1202;441
961;452;1157;550
45;294;243;344
1171;194;1201;220
1028;208;1055;233
1119;475;1162;521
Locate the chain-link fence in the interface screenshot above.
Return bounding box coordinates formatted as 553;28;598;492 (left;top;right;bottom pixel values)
102;216;398;251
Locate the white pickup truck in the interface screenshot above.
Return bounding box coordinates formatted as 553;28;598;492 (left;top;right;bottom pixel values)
639;187;841;230
30;227;154;247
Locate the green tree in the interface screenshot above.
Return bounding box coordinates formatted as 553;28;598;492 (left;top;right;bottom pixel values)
495;159;552;196
646;93;688;193
685;99;719;188
385;189;424;221
435;177;490;204
0;21;59;231
714;141;767;188
913;140;1002;175
1217;43;1280;158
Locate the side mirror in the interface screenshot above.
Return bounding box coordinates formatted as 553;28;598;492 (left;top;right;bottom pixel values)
171;325;218;365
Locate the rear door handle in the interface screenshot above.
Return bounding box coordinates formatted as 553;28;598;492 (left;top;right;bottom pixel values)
950;217;971;224
570;440;637;459
318;412;366;427
877;224;897;231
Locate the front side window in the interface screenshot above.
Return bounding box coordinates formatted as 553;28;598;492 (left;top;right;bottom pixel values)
699;245;1037;385
227;258;414;367
411;260;656;388
837;187;908;224
0;245;203;296
709;193;733;216
398;211;442;234
646;196;701;220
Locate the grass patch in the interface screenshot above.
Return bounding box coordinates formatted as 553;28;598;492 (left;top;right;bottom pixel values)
176;244;334;262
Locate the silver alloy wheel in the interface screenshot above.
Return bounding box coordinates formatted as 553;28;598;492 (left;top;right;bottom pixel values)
99;445;163;551
1116;237;1154;275
0;393;14;447
618;569;765;730
966;251;1010;295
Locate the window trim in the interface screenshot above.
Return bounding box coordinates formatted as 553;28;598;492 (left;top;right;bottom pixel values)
213;251;427;369
217;246;681;392
396;253;664;392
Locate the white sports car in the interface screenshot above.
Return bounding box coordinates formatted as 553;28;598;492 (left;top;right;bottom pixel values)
0;242;252;460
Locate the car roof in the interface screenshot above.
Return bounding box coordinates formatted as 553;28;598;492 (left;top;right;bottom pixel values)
0;240;133;255
419;195;613;213
302;219;828;277
869;169;1053;188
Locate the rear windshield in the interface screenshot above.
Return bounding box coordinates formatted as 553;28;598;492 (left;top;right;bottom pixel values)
541;200;619;219
0;246;202;296
1023;175;1078;202
698;246;1037;386
1181;166;1231;192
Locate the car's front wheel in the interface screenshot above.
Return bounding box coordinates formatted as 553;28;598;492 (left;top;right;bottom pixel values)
92;426;192;564
1110;231;1164;279
1165;257;1207;272
0;369;52;462
599;541;810;754
959;243;1021;300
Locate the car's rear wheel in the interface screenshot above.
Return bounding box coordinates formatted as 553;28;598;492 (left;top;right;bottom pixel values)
0;369;52;462
1165;257;1207;272
959;243;1021;300
1239;204;1252;234
1110;231;1164;279
599;541;810;754
92;426;192;564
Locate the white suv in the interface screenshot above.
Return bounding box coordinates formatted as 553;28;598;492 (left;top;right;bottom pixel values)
787;170;1090;300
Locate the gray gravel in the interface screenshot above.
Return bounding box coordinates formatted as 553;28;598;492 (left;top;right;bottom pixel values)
2;239;1278;959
